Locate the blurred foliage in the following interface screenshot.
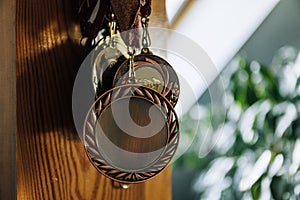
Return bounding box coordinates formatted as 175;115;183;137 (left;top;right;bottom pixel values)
174;46;300;200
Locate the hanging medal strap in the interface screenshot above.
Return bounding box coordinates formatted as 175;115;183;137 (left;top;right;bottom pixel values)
140;0;152;53
110;0;140;34
78;0;140;48
127;46;136;83
110;0;140;47
140;0;152;18
78;0;111;48
107;12;117;47
125;0;151;83
108;0;152;47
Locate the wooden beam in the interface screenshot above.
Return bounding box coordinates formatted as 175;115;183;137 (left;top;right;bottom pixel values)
16;0;171;199
0;0;16;199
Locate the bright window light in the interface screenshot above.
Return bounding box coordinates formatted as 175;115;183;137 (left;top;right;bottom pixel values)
166;0;280;114
166;0;187;24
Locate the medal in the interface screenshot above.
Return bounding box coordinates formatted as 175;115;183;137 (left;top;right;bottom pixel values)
79;0;180;186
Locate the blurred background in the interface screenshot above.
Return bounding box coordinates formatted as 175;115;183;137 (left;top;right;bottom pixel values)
166;0;300;199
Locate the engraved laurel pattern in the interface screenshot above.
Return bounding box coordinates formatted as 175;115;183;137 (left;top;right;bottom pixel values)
83;84;179;183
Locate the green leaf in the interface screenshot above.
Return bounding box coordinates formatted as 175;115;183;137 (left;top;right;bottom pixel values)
251;180;261;200
270;176;287;200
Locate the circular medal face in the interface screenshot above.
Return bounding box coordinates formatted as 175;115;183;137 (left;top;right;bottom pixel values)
113;53;180;106
92;46;126;95
91;34;129;97
95;97;168;171
83;84;179;183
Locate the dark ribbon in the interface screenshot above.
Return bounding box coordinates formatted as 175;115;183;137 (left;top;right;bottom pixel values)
110;0;140;32
140;0;152;17
78;0;152;47
78;0;110;40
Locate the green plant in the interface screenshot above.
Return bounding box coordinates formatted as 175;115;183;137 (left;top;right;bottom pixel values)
174;46;300;200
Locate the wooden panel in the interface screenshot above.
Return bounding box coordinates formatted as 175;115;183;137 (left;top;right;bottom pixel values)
16;0;171;199
0;0;16;199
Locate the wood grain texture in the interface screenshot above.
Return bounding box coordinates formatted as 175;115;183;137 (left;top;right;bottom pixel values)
16;0;171;199
0;0;16;199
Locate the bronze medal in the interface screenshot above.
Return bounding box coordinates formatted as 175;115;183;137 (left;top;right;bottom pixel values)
83;85;179;183
80;0;180;186
112;51;180;106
